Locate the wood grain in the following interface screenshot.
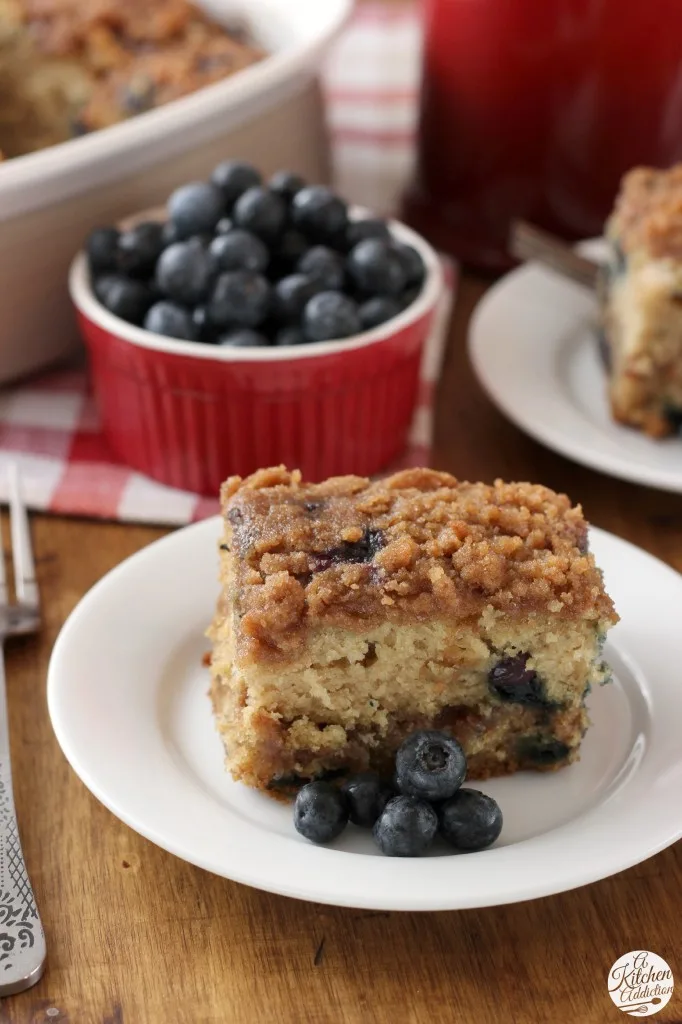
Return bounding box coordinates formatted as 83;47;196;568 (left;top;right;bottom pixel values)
0;275;680;1024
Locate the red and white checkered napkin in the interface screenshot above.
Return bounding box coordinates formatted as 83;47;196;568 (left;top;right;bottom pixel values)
0;1;454;526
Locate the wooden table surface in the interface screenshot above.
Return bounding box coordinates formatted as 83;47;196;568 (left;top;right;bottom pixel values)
2;275;681;1024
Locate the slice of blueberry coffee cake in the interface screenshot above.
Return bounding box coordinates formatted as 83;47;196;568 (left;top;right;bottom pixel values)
208;467;618;792
600;163;682;437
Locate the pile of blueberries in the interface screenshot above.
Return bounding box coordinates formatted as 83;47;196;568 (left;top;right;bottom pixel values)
293;730;503;857
85;161;426;348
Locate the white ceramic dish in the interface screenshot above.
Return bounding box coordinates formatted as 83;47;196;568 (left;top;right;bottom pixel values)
469;239;682;493
48;517;682;911
0;0;351;384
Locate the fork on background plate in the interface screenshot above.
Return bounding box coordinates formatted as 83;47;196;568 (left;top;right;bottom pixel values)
0;466;46;995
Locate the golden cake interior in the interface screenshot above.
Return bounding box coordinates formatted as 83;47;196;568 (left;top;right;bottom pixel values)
209;467;618;793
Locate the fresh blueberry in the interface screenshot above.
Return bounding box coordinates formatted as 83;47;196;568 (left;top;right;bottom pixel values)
348;238;408;297
215;217;234;236
274;326;307;346
488;654;556;708
192;305;214;342
117;222;165;278
303;291;361;342
395;730;467;802
517;736;570;766
291;185;349;242
272;274;319;323
93;273;120;304
269;170;306;202
438;789;503;852
345;218;391;251
155;239;215;305
208;230;269;274
100;277;153;325
168;182;225;239
358;296;401;330
373;796;437;857
293;781;349;843
218;328;269;348
208;271;271;328
144;301;196;340
161;220;182;248
393;242;425;288
232;186;287;241
270;229;309;277
342;773;394;828
297;246;345;291
398;285;422;312
86;227;120;275
210;160;262;208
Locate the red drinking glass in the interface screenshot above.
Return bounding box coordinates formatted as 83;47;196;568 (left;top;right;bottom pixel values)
404;0;682;270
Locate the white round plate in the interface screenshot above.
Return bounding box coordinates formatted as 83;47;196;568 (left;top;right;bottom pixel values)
469;239;682;493
48;518;682;911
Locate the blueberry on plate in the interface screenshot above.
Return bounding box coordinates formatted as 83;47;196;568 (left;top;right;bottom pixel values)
218;328;269;348
93;273;120;304
155;239;215;305
86;227;120;275
274;326;307;346
291;185;349;242
358;296;401;330
293;781;349;843
348;238;408;297
269;170;306;202
303;291;361;342
297;246;345;291
208;230;269;274
167;182;225;239
438;789;503;852
208;271;271;328
272;274;319;324
342;773;394;828
100;277;153;325
117;222;165;279
395;730;466;802
232;186;287;241
393;242;425;288
210;160;262;208
144;301;196;340
373;795;437;857
345;218;391;251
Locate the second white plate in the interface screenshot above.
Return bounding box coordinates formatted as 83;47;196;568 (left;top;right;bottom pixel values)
469;239;682;493
47;517;682;911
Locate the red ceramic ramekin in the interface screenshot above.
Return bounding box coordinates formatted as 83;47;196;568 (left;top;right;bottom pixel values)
69;210;442;495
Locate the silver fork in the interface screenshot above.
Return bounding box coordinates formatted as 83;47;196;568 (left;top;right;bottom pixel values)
0;466;46;995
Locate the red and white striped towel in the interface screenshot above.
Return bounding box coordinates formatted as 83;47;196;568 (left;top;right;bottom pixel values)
0;2;454;526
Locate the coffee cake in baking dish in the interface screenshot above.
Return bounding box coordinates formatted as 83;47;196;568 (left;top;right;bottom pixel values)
209;467;617;792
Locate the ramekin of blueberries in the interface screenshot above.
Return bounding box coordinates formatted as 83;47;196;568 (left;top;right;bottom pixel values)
293;731;503;857
69;161;441;494
76;160;438;349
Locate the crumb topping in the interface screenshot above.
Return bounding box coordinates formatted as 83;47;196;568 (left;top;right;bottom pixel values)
219;467;618;662
609;164;682;261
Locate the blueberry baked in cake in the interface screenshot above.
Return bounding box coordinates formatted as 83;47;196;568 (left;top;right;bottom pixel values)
601;163;682;437
209;467;618;792
0;0;263;159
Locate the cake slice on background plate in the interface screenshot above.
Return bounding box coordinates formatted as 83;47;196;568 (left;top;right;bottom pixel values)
209;466;618;793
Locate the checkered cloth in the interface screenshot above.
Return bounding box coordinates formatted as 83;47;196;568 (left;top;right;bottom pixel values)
0;2;455;526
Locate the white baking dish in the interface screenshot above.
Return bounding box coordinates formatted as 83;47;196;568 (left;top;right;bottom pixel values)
0;0;351;384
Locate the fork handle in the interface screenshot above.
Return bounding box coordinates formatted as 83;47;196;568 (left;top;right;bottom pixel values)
0;647;46;996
